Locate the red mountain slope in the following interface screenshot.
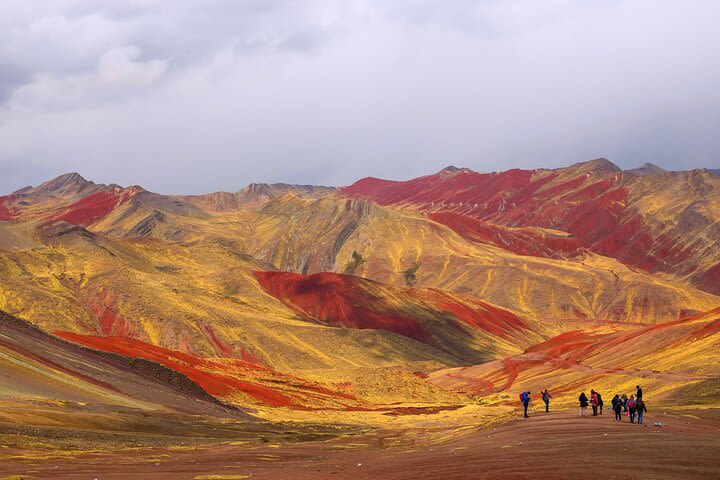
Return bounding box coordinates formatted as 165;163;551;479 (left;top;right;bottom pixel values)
55;332;361;410
255;271;535;362
0;195;16;221
343;160;720;294
428;306;720;401
0;310;245;418
52;189;138;226
428;211;586;258
256;271;428;341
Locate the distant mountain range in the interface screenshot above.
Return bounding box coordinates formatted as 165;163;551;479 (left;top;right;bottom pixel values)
1;158;719;414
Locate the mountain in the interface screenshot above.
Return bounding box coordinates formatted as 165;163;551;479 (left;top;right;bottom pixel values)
0;309;248;418
255;270;539;362
627;162;667;176
0;162;719;423
343;160;720;296
184;183;337;211
429;306;720;405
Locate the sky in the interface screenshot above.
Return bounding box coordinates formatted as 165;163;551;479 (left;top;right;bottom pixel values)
1;0;719;194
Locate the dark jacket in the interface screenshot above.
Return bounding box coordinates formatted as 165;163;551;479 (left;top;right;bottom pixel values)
579;393;589;407
636;399;647;414
636;387;643;400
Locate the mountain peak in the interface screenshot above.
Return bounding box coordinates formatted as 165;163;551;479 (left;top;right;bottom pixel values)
32;172;93;195
438;165;474;176
629;162;667;176
571;158;621;175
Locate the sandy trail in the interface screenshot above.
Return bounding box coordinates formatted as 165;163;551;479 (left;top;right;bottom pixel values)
2;408;719;480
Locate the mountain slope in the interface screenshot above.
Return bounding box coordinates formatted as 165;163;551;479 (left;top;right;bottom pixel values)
428;306;720;405
1;171;717;368
0;165;719;429
0;220;478;374
190;193;717;324
255;270;537;362
343;160;720;295
0;310;244;417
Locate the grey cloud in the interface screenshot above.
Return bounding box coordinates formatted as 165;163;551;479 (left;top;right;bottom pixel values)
0;0;719;195
0;65;29;102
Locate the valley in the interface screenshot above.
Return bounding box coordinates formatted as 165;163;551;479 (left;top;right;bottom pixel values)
1;160;719;479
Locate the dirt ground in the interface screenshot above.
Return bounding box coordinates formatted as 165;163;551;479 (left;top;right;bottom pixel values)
2;408;719;480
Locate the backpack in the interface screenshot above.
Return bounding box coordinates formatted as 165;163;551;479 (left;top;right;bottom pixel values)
519;393;525;402
628;399;636;409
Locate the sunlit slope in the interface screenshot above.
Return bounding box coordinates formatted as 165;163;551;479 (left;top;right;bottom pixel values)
0;224;475;374
0;310;243;417
343;160;720;295
3;172;716;327
54;332;367;411
222;194;718;324
182;182;337;211
255;271;539;362
1;170;718;382
428;307;720;407
628;171;720;293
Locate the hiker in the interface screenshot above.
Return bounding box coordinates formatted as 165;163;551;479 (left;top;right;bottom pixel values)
579;392;589;416
612;394;622;422
628;394;637;423
541;389;552;413
520;391;531;418
636;397;647;424
590;389;599;416
620;394;628;413
597;391;604;415
636;385;643;401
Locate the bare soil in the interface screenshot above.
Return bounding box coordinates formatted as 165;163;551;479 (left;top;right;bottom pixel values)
2;408;719;480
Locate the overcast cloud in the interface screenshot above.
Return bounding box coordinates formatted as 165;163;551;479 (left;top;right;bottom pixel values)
1;0;719;194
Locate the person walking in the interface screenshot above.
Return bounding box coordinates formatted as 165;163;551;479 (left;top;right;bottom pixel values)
597;391;604;415
579;392;589;416
628;394;637;423
612;394;622;422
541;389;552;413
520;391;531;418
590;389;599;416
636;385;643;401
636;397;647;425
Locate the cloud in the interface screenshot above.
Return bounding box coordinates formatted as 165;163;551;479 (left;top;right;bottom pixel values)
8;46;167;111
0;0;719;194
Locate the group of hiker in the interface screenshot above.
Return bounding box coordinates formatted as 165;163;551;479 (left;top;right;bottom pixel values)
519;389;552;418
520;385;648;425
609;386;648;424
